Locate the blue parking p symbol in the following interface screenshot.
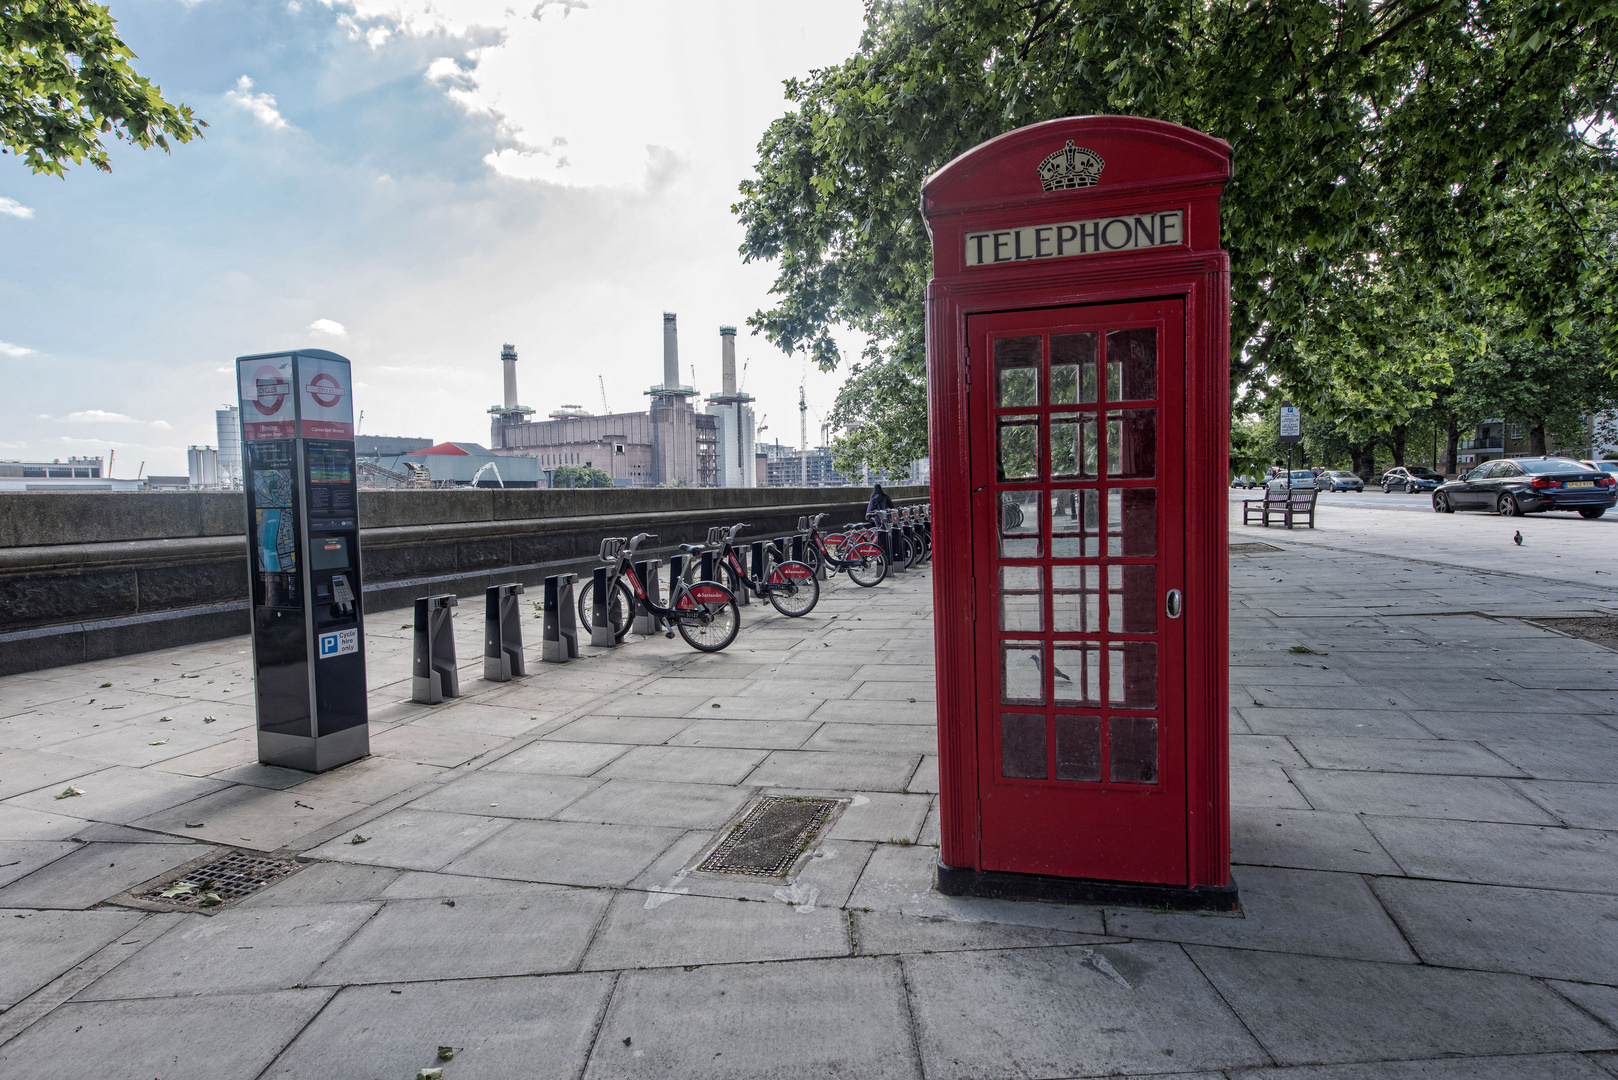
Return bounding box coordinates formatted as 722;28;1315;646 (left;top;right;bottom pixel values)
319;632;339;657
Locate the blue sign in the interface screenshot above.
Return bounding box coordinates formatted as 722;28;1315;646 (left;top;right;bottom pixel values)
319;631;340;657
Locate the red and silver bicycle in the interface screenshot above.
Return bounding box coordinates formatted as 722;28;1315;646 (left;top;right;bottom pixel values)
800;513;888;586
577;533;740;652
701;524;820;617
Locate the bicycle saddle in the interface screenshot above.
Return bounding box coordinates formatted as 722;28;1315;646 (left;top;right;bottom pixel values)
677;543;706;554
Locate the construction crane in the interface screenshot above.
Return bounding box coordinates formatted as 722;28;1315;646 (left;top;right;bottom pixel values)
598;376;611;414
799;382;809;486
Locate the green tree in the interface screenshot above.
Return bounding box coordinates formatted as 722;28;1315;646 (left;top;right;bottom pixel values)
551;465;614;489
1453;324;1618;457
734;0;1618;467
2;0;204;175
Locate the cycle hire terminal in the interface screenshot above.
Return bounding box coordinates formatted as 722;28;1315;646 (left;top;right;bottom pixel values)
924;117;1235;909
238;348;370;772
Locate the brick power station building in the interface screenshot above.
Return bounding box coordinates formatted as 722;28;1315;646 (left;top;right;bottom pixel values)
486;315;759;488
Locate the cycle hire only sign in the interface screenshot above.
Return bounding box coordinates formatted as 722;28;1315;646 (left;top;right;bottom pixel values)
1279;405;1302;444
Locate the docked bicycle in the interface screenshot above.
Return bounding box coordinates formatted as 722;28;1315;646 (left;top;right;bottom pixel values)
577;533;740;652
799;513;889;586
700;524;820;617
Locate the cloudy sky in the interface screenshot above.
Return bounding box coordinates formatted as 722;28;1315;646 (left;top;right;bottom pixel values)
0;0;869;476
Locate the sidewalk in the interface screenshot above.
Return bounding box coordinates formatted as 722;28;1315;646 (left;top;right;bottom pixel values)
1;532;1616;1079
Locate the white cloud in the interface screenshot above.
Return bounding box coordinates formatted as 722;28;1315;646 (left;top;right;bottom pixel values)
0;339;36;357
0;197;34;220
226;76;290;129
309;318;348;336
55;409;173;430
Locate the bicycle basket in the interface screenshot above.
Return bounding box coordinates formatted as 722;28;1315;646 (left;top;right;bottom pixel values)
599;537;626;561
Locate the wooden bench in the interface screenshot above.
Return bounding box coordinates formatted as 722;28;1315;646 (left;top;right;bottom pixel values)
1242;486;1318;528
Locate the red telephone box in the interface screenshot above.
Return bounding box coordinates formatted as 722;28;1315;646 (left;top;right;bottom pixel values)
925;117;1236;909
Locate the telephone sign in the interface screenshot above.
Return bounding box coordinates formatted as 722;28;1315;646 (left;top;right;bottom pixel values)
924;117;1236;910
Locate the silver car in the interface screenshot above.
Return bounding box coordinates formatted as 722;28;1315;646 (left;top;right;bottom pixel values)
1318;470;1363;492
1265;470;1318;491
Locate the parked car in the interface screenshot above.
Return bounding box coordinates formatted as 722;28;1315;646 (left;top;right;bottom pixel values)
1231;474;1261;489
1580;460;1618;476
1265;470;1318;491
1432;457;1617;518
1318;470;1364;492
1380;466;1445;493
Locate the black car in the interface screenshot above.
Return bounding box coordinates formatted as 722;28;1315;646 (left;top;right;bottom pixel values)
1432;457;1618;518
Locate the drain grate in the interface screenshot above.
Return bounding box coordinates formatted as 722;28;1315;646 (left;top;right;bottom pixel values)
697;797;838;877
141;852;301;908
1230;542;1285;554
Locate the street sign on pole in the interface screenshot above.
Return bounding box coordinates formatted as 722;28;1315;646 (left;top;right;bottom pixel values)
1279;404;1302;444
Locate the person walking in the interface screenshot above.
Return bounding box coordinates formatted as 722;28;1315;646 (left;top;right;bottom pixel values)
866;482;893;521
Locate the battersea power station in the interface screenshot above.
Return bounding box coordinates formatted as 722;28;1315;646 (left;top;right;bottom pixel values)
487;314;759;488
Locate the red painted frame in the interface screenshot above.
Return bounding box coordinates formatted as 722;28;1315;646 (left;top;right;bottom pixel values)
924;116;1232;890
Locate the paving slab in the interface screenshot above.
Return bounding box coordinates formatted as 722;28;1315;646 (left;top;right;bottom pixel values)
0;747;113;800
236;861;400;907
581;957;920;1080
811;698;937;724
0;839;79;887
1106;866;1415;962
1288;769;1560;824
826;792;932;843
0;840;209;909
1189;945;1618;1066
1550;981;1618;1029
1290;736;1526;776
686;695;829;721
1234;709;1436;740
145;737;260;778
1484;729;1618;783
408;769;600;819
1371;877;1618;982
315;886;608;983
1510;779;1618;830
263;972;615;1080
401;700;553;736
595;692;719;718
3;765;228;824
665;718;822;749
546;714;696;744
1361;817;1618;891
582;889;849;970
906;942;1269;1078
134;784;371;851
596;744;770;785
1231;766;1313;808
76;902;378;999
485;738;630;775
851;909;1111;955
1229;1053;1618;1079
802;722;938;755
556;778;753;829
302;808;511;869
1231;806;1403;874
744;749;918;793
0;987;336;1080
848;842;1106;934
444;818;681;887
367;724;508;767
0;908;146;1008
631;834;874;908
907;754;939;792
291;753;446;803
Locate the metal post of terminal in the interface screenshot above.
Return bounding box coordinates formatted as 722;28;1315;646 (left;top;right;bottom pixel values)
483;582;525;682
541;574;578;663
589;566;617;648
412;594;459;703
632;559;664;634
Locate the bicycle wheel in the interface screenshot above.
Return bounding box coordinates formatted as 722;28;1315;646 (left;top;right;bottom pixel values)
846;545;887;587
577;576;634;643
767;561;820;617
673;581;740;652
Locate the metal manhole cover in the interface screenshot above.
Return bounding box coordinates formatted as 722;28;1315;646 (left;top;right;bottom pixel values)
1230;542;1285;554
697;797;839;877
140;852;301;909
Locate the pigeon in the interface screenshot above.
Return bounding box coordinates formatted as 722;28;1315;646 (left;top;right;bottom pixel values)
1513;531;1523;546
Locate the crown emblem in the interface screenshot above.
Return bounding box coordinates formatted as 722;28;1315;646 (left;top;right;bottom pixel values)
1037;140;1105;191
